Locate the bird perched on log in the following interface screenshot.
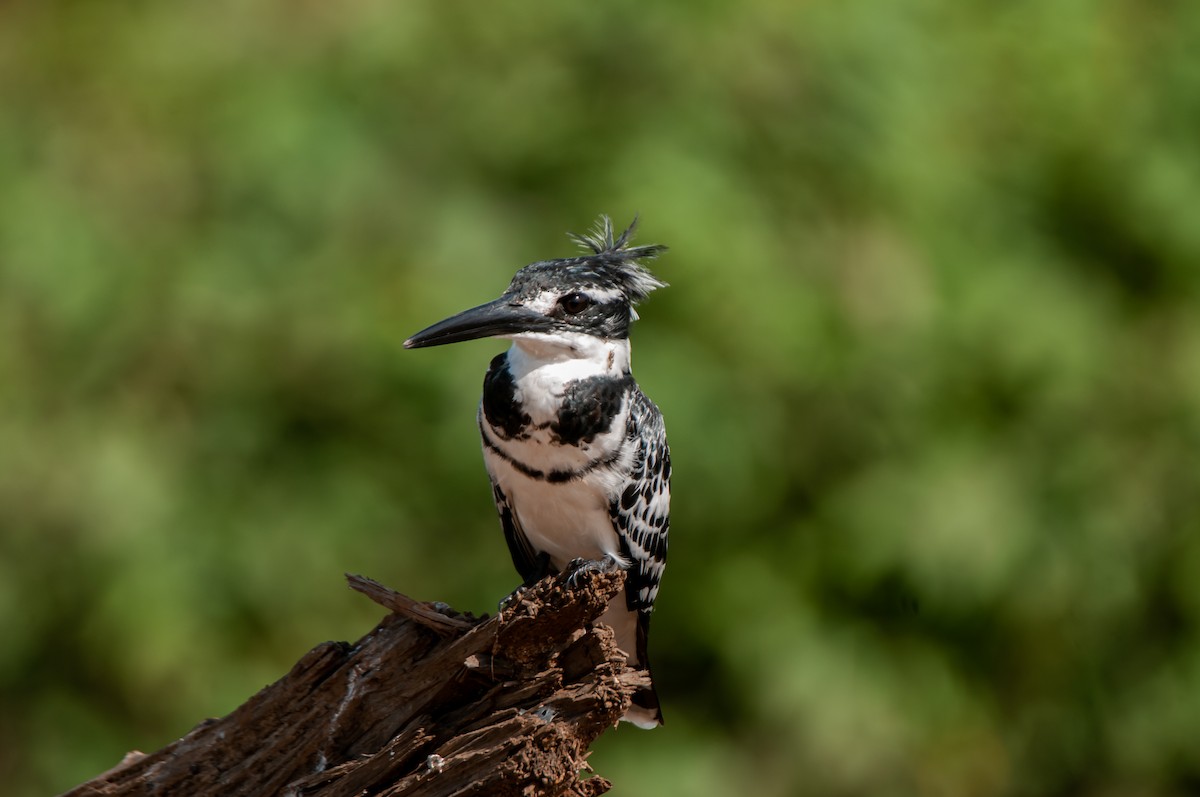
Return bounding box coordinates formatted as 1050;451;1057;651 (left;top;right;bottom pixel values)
405;216;670;728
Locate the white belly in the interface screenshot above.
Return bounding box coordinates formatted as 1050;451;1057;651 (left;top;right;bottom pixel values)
483;445;626;570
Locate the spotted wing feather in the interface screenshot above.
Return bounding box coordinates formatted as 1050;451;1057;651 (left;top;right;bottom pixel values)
610;388;670;723
611;389;671;618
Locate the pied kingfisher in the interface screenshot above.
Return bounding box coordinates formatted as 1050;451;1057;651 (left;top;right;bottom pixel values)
404;216;670;728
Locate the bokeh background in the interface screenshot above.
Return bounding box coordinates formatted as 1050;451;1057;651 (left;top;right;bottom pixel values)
3;2;1200;795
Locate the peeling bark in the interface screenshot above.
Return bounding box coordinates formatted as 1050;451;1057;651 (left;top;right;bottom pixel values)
64;570;643;797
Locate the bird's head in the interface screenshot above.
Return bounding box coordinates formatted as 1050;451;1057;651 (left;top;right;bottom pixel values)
404;216;667;351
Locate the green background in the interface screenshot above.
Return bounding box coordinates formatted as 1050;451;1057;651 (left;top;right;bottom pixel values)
3;2;1200;795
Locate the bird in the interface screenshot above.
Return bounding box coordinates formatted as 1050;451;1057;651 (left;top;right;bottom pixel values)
404;215;671;728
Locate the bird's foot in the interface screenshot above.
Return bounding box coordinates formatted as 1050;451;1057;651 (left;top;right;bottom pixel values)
498;584;530;612
566;555;622;589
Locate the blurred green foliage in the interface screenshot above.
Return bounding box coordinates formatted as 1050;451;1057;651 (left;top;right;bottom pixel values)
2;1;1200;795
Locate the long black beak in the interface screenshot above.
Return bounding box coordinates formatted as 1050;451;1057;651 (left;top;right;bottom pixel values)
404;297;551;349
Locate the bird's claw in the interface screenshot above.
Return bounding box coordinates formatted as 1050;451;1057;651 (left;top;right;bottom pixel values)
566;556;620;588
498;584;530;612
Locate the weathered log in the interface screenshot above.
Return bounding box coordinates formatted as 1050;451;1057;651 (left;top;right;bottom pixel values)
64;570;644;797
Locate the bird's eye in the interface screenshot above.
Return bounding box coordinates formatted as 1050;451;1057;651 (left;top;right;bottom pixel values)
558;292;592;315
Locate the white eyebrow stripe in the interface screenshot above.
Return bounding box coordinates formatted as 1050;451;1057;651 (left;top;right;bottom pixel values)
584;287;625;303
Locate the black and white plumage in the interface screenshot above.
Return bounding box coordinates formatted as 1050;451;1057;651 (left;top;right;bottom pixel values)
404;216;670;728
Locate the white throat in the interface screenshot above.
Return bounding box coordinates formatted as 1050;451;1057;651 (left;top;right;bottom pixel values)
503;332;631;421
507;331;630;374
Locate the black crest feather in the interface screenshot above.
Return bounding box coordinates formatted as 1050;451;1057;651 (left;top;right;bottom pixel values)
562;215;668;303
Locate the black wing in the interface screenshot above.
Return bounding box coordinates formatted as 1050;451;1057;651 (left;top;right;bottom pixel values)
609;388;670;724
610;389;671;618
490;479;549;586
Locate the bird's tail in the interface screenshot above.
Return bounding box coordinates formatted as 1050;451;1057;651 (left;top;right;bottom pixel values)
600;599;664;727
624;677;664;728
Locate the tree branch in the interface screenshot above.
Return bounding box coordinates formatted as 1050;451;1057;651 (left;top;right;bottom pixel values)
64;570;643;797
